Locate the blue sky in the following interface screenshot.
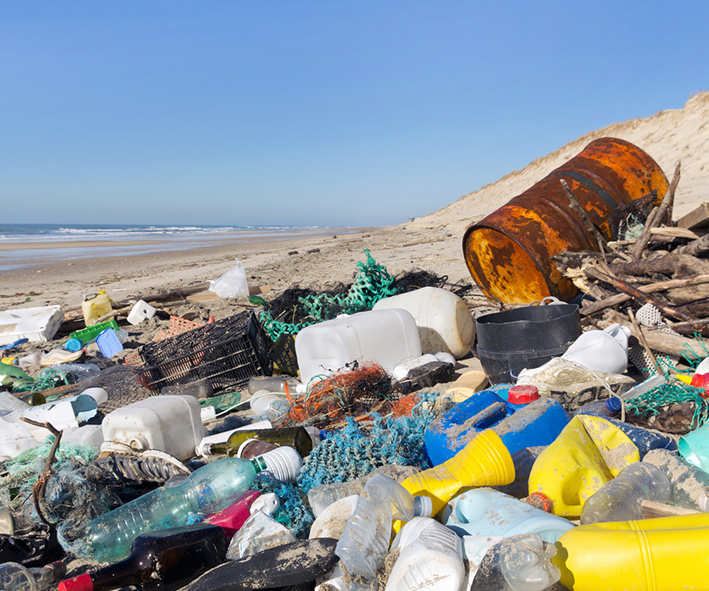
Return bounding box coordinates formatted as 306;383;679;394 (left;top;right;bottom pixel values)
2;2;707;227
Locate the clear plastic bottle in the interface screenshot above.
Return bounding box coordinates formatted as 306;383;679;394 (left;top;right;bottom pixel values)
247;376;302;395
470;533;560;591
643;448;709;512
47;363;101;384
86;446;301;563
385;517;465;591
580;462;671;524
330;474;402;590
0;561;66;591
308;474;432;520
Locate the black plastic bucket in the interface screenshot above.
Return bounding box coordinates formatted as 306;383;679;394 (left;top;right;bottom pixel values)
475;303;581;385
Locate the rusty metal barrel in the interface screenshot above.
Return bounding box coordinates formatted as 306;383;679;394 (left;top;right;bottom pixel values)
463;137;668;303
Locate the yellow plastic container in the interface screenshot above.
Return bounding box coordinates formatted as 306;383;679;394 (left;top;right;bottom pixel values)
554;513;709;591
392;430;515;533
81;290;113;327
528;415;640;518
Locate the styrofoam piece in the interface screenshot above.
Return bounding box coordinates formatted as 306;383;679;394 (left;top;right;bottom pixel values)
295;309;422;387
102;395;207;461
127;300;157;325
0;305;63;345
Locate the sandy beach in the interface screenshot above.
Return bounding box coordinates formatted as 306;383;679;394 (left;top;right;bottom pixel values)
0;223;473;315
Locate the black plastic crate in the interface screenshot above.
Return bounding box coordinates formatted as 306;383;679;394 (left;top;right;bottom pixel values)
135;311;272;392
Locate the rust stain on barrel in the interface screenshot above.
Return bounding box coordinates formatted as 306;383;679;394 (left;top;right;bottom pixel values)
463;138;669;304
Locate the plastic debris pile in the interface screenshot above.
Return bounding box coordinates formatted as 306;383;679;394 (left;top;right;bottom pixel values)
4;249;709;591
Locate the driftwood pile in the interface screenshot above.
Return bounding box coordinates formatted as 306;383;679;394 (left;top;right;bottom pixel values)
553;163;709;364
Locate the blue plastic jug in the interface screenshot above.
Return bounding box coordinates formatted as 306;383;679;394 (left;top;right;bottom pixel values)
424;384;570;466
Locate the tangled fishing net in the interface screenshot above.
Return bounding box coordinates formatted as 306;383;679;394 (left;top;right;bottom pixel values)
297;405;436;494
260;250;399;342
276;363;396;430
0;440;116;557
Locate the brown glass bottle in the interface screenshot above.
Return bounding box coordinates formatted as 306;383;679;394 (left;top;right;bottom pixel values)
206;426;313;458
58;523;226;591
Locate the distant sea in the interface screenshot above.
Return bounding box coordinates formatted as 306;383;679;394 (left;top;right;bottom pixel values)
0;223;332;272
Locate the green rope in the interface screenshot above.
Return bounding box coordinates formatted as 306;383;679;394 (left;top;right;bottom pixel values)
260;250;399;342
11;369;69;393
625;382;709;430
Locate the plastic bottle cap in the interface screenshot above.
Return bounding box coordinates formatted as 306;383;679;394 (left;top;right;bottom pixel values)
58;573;94;591
525;492;553;513
508;384;540;404
605;396;622;413
64;338;83;352
413;495;433;518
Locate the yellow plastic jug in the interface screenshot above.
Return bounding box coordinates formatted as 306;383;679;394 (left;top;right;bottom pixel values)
554;513;709;591
82;291;113;327
528;415;640;518
393;430;515;533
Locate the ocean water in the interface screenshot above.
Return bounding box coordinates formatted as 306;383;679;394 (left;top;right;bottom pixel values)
0;223;328;272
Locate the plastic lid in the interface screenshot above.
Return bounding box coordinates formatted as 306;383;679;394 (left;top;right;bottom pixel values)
58;573;93;591
524;492;553;513
413;495;433;518
64;338;83;352
605;396;622;413
257;446;302;481
508;384;540;405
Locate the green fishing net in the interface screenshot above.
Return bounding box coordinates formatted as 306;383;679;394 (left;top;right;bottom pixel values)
259;250;399;342
625;335;709;430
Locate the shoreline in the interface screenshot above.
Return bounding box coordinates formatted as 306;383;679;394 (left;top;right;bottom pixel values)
0;222;471;312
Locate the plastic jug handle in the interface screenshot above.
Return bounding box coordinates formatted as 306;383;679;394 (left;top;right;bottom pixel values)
471;401;507;429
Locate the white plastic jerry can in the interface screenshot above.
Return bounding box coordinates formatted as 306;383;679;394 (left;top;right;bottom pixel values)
101;395;206;461
294;309;422;387
373;286;475;359
561;323;631;374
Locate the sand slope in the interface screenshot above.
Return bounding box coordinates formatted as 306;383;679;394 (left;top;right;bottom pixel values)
414;92;709;235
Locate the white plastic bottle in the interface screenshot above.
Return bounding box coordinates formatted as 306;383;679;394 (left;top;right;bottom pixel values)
385;516;465;591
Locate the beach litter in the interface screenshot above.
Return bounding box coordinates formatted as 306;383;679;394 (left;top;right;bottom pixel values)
5;151;709;590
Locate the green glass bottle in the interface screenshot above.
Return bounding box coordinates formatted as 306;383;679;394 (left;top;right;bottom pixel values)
206;426;313;458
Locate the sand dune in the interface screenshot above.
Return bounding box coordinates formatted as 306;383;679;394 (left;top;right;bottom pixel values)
415;92;709;234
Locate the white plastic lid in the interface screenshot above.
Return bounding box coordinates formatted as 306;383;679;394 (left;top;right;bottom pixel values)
258;446;303;481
